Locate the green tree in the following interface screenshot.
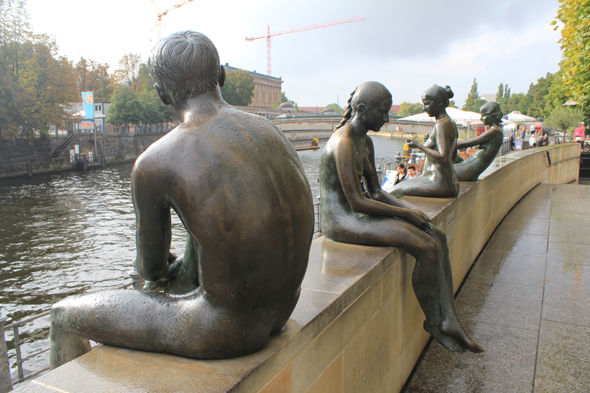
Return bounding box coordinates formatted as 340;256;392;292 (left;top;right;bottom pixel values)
112;53;142;90
137;90;171;124
551;0;590;113
220;69;255;106
496;83;504;101
545;106;585;136
0;1;79;138
106;85;142;126
546;70;570;115
325;103;344;114
399;102;422;115
272;92;298;110
448;100;456;108
463;78;487;112
137;63;155;93
75;57;114;102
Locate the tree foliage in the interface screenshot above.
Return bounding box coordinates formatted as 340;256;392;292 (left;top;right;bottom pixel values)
272;92;298;110
325;103;344;114
75;57;114;102
112;53;141;89
551;0;590;113
463;78;487;113
221;69;255;106
106;84;171;126
0;0;78;139
399;102;422;115
545;106;585;136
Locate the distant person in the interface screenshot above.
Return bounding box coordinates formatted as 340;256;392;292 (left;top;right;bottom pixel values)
407;165;418;179
529;134;537;148
393;164;407;185
574;122;585;149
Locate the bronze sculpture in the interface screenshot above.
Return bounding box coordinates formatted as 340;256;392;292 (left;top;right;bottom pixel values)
453;102;504;181
391;85;459;198
49;31;314;368
320;81;483;354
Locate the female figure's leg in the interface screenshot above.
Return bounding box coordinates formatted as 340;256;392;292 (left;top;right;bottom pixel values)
390;176;459;199
326;216;482;353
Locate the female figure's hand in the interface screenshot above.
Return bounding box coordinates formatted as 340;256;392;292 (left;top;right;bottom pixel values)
406;138;419;149
405;209;431;229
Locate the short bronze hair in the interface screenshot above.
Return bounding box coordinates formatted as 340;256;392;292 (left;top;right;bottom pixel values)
149;31;221;101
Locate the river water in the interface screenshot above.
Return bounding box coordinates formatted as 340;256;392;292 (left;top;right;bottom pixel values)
0;135;404;377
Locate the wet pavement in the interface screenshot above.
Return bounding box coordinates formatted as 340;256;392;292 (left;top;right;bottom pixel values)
404;184;590;393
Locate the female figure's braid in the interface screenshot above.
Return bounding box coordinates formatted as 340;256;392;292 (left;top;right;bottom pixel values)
335;88;356;131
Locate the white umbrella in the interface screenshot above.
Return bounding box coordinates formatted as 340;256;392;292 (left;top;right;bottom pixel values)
506;111;535;122
399;107;483;124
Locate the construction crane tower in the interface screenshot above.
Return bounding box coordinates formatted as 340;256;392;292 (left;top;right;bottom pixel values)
245;17;365;76
149;0;195;42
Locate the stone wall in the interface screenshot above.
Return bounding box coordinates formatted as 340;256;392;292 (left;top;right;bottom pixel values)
0;138;53;178
12;144;581;393
0;133;166;179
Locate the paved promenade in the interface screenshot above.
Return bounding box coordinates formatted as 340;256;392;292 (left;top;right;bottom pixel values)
405;184;590;392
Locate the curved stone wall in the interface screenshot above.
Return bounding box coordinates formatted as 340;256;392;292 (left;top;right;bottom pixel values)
16;144;580;393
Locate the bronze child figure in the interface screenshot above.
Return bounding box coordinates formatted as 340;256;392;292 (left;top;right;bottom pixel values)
391;85;460;198
454;102;504;181
49;31;314;367
320;81;483;354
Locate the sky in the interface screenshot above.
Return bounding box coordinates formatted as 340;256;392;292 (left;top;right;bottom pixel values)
27;0;563;107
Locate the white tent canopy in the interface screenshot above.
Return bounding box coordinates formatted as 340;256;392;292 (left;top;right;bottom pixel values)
506;111;535;122
399;107;483;126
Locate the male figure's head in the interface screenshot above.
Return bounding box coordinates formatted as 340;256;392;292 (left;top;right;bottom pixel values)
149;31;226;106
408;166;417;178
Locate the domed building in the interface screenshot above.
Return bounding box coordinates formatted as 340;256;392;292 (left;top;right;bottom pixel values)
278;102;295;111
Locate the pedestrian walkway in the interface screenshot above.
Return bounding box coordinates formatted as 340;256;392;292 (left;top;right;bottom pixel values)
404;184;590;392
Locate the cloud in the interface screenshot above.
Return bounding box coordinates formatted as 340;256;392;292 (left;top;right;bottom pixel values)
27;0;562;107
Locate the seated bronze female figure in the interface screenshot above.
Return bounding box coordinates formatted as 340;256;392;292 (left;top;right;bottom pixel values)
320;81;483;354
454;102;504;181
391;85;459;198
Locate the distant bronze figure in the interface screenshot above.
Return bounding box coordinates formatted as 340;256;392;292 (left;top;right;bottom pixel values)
50;31;314;368
391;85;459;198
320;81;483;354
454;102;504;181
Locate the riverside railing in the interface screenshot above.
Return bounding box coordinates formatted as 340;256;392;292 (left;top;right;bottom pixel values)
0;281;133;391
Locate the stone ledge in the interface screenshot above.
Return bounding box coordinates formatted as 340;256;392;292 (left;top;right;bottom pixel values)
16;144;580;393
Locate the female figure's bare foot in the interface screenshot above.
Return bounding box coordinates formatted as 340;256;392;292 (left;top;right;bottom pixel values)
424;319;484;354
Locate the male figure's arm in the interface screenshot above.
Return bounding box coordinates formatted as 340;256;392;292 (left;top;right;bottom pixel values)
131;163;174;283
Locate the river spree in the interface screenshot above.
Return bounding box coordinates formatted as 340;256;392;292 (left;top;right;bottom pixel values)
0;135;404;375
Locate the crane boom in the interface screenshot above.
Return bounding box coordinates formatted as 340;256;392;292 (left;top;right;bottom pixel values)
245;17;365;76
149;0;195;42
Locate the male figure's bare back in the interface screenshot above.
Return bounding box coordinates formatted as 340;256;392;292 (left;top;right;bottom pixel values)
49;31;313;368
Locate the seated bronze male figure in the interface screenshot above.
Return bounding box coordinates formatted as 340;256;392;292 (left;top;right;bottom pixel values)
391;85;459;198
320;81;483;354
454;102;504;181
49;31;314;368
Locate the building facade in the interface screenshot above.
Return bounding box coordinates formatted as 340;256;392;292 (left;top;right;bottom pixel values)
224;64;283;108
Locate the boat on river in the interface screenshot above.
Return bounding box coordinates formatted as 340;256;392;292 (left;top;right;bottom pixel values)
294;138;320;151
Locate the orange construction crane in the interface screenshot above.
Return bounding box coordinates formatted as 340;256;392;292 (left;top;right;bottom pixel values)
245;17;365;76
149;0;195;42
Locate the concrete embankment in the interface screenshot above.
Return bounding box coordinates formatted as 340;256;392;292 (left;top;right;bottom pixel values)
13;144;579;393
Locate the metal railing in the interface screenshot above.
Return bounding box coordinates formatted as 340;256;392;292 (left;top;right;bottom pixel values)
0;281;133;391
